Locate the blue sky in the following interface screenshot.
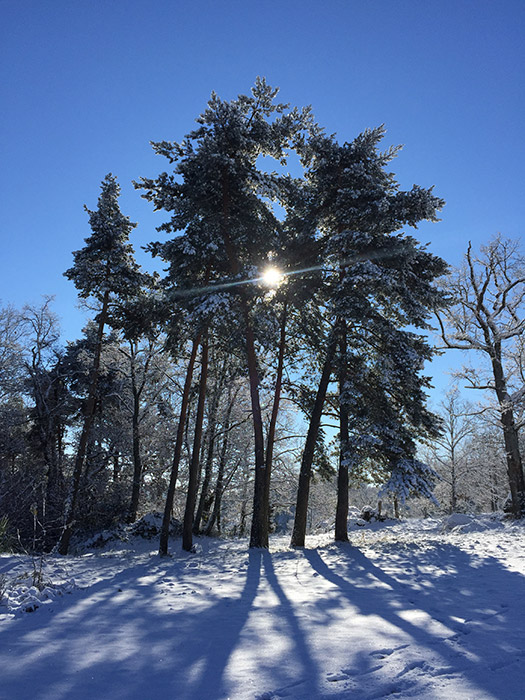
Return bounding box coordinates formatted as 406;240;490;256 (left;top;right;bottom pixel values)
1;0;524;395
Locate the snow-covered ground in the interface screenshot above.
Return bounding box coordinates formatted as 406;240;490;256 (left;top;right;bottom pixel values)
1;514;525;700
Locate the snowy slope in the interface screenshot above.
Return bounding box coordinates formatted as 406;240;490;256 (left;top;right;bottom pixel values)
1;516;525;700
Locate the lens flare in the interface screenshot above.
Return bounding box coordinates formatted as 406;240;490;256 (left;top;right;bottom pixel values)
262;266;284;287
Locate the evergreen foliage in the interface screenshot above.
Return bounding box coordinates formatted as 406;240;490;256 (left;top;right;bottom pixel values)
65;173;143;306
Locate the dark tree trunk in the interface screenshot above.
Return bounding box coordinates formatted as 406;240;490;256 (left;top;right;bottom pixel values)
204;387;237;536
335;324;349;542
290;327;338;547
193;354;225;533
37;373;64;548
159;335;201;556
128;347;143;523
219;168;267;548
58;290;109;555
490;468;499;512
501;406;525;516
491;349;525;517
183;333;209;552
128;392;142;521
193;424;215;535
242;300;267;548
263;301;287;533
113;453;120;482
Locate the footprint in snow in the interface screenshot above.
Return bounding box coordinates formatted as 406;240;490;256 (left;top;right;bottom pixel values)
396;659;432;677
327;672;349;682
370;643;409;659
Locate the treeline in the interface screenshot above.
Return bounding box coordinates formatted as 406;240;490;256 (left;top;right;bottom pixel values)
2;79;523;554
0;301;299;550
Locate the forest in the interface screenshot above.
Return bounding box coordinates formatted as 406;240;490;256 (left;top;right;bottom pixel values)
1;79;524;556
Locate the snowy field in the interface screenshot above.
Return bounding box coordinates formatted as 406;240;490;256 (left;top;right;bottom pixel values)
1;515;525;700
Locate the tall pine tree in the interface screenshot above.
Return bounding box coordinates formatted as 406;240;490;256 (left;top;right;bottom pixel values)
291;127;448;546
58;174;143;554
137;78;314;549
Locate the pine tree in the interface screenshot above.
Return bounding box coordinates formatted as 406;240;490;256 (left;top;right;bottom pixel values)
291;127;447;546
58;174;143;554
137;78;315;549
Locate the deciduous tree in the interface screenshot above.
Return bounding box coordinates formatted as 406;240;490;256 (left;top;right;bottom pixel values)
438;236;525;517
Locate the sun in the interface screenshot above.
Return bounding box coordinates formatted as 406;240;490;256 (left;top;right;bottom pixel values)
262;266;284;287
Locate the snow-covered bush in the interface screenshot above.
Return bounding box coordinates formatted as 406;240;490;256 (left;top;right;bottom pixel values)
129;512;181;539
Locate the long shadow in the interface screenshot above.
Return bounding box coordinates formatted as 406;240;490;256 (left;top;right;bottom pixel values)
260;550;322;698
187;548;262;699
304;541;525;699
0;549;263;700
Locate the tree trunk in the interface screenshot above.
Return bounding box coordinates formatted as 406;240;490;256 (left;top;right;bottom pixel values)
501;406;525;516
193;423;215;535
290;327;338;547
491;350;525;517
128;389;142;521
128;344;143;522
335;324;349;542
242;300;268;548
193;354;224;533
394;496;399;519
58;290;109;555
204;387;236;536
159;335;201;556
219;168;267;548
113;452;120;482
263;301;287;533
449;441;457;513
183;333;209;552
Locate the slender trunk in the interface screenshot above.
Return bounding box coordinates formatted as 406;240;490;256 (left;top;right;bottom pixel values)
128;345;143;522
193;355;224;533
291;327;338;547
491;467;499;512
113;452;120;482
58;290;109;555
219;168;267;547
128;391;142;521
263;301;288;534
217;502;222;535
159;335;201;556
242;300;267;548
239;461;250;538
450;458;457;514
335;323;349;542
204;388;236;536
44;388;63;547
183;333;209;552
193;424;215;534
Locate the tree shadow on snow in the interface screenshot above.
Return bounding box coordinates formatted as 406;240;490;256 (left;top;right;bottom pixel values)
259;550;322;698
0;547;321;700
303;540;525;699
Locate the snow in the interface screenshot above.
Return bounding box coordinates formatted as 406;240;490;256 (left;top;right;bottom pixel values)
1;515;525;699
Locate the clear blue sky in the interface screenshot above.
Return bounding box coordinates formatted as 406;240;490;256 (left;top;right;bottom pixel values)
1;0;524;393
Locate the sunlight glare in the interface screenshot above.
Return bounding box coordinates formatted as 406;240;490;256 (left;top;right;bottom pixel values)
262;266;284;287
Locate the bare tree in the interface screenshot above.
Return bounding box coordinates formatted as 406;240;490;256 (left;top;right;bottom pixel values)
0;303;26;402
438;236;525;516
431;387;475;513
